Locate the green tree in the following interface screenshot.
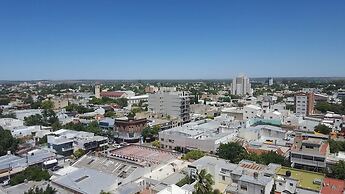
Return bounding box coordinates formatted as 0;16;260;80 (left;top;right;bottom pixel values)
142;126;160;142
176;175;192;187
41;100;54;110
0;112;16;119
182;150;205;161
38;135;48;145
63;121;101;135
24;184;57;194
329;160;345;179
328;140;345;153
104;111;116;118
257;151;290;166
127;111;136;118
24;114;45;126
10;166;50;186
65;104;94;114
217;142;247;163
0;97;10;105
193;169;214;194
314;124;332;135
74;148;86;158
0;127;19;156
151;140;160;148
99;191;111;194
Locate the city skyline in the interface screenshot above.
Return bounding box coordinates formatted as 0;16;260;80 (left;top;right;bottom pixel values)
1;0;345;80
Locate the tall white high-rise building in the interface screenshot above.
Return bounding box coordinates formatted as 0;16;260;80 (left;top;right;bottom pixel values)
231;74;252;96
268;77;274;86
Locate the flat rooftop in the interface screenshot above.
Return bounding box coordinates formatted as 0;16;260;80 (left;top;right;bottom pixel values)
110;145;180;166
73;154;142;179
52;167;117;194
160;115;238;139
276;167;325;191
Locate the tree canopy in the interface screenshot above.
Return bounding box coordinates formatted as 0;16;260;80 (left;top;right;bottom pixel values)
24;185;57;194
328;160;345;179
329;140;345;153
141;126;160;141
217;142;289;166
193;169;214;194
314;124;332;135
182;150;205;161
0;127;19;156
89;97;128;107
10;166;50;186
65;104;94;114
217;142;247;163
315;101;345;115
74;148;86;159
63;121;102;135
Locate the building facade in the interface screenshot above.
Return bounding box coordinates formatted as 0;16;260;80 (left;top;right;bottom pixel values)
295;92;315;116
114;117;147;143
95;85;101;99
231;74;252;96
290;134;329;171
148;91;190;123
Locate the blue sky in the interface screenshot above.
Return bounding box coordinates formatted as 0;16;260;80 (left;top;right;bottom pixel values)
0;0;344;80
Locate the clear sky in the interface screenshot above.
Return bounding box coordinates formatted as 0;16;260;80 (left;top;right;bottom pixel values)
0;0;344;80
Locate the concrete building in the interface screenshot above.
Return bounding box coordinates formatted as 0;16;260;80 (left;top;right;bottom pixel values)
290;134;330;170
114;117;147;143
47;129;108;156
221;104;261;122
14;109;42;120
187;156;277;194
231;74;252;96
145;85;159;93
127;95;148;106
295;92;315;116
95;85;101;99
275;167;325;194
148;91;191;123
159;115;239;152
51;98;69;110
100;90;135;99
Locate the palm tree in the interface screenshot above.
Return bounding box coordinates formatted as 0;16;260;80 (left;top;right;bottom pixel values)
193;169;214;194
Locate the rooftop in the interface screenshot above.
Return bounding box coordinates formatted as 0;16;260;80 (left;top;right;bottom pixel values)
52;167;118;194
110;145;180;166
276;167;325;191
321;177;345;194
73;154;142;179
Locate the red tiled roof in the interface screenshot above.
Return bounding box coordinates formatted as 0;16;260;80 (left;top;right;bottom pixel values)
320;142;329;155
100;91;125;98
321;178;345;194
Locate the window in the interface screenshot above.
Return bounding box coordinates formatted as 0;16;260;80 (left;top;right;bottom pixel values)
314;157;325;162
240;185;247;191
302;155;313;160
222;176;225;181
160;138;164;141
291;153;301;158
279;183;282;186
289;183;293;186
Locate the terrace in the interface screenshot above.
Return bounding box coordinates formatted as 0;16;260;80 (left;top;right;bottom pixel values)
276;167;325;192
